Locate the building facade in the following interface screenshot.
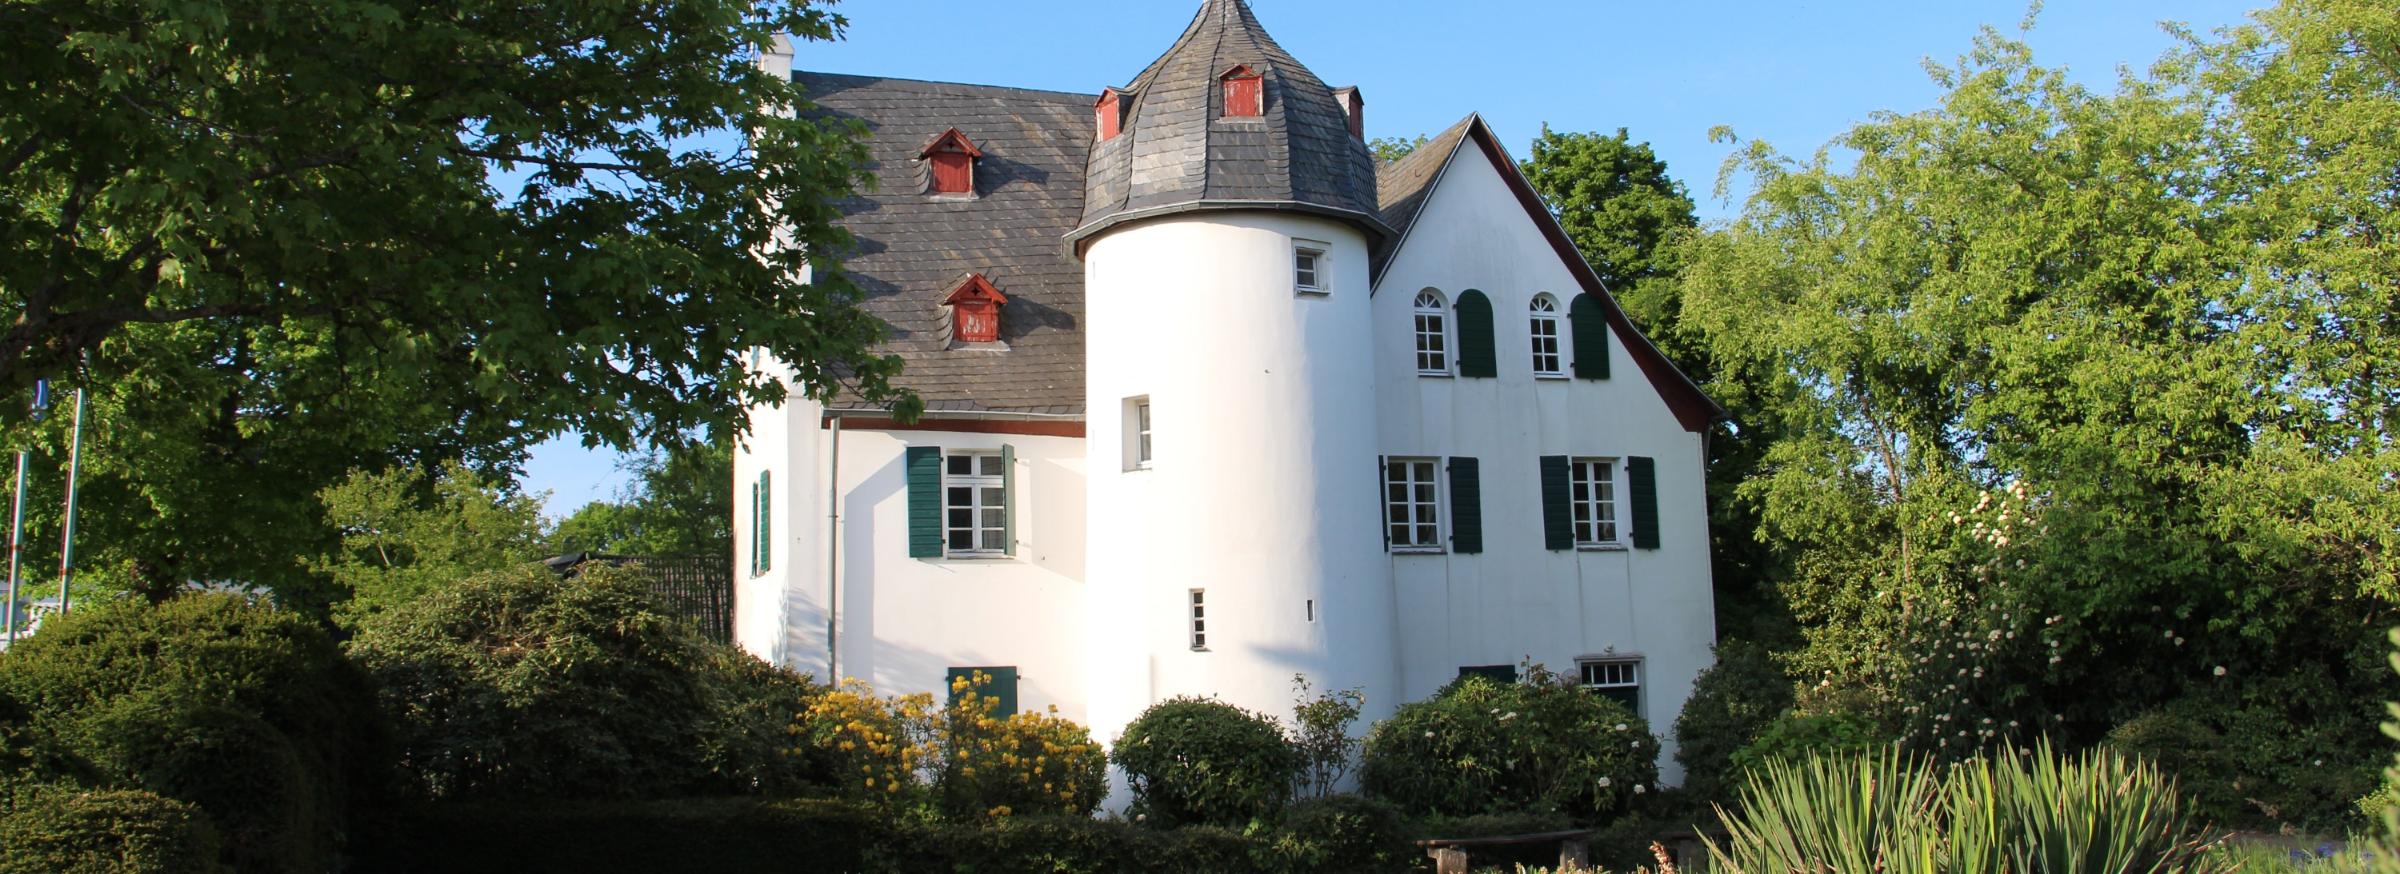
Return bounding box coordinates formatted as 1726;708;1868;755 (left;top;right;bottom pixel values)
736;0;1725;792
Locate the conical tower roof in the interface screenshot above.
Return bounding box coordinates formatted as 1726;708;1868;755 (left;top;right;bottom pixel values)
1069;0;1390;250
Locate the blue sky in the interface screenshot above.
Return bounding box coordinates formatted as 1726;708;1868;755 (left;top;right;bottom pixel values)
520;0;2263;515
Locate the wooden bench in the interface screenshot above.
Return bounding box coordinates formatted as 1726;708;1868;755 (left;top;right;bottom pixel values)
1415;828;1597;874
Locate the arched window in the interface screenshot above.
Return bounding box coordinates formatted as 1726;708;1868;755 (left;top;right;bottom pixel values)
1413;290;1449;376
1529;294;1564;378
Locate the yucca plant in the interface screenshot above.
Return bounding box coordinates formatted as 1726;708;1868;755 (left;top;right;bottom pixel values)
1707;742;2228;874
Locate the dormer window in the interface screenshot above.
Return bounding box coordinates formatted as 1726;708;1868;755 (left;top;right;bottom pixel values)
1220;65;1262;118
944;273;1008;344
1096;88;1125;141
920;128;983;196
1333;87;1364;140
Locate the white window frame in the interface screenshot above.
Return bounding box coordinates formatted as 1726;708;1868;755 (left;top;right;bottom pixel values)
1384;456;1444;552
942;451;1009;557
1124;396;1153;471
1578;657;1644;717
1189;589;1208;650
1570;457;1624;549
1413;290;1450;376
1530;294;1565;378
1294;241;1329;296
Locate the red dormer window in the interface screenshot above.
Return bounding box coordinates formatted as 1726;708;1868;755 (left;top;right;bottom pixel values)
1096;88;1123;141
920;128;983;196
945;274;1008;344
1220;65;1262;118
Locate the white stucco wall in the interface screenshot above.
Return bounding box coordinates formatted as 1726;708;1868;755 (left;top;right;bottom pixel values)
1082;212;1398;761
1372;140;1718;785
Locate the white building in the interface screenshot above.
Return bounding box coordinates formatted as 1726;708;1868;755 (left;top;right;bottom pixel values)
736;0;1725;787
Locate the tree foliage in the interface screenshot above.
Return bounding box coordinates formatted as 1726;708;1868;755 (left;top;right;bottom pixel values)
314;461;551;625
0;0;912;604
551;435;735;559
1671;0;2399;826
1366;134;1428;164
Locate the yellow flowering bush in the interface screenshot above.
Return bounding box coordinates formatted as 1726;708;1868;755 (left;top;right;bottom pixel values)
798;679;935;804
936;672;1108;819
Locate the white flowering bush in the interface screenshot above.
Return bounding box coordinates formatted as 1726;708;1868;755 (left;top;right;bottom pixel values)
1358;665;1657;821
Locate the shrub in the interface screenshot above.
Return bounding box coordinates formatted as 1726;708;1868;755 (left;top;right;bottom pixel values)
0;593;377;873
1289;675;1366;800
698;647;833;795
352;797;888;874
348;563;812;801
1360;666;1658;821
1707;743;2223;874
0;787;227;874
2107;676;2379;832
1672;640;1794;802
1113;696;1298;827
1262;795;1412;874
935;673;1108;819
1727;709;1882;776
798;680;935;805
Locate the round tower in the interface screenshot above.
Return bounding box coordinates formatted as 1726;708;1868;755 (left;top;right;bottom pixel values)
1079;0;1397;769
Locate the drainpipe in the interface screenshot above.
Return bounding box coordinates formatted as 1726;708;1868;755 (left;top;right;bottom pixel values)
826;414;842;682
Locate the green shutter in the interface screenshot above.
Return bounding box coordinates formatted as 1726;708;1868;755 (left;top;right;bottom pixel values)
1448;457;1482;554
1378;455;1390;552
1628;456;1660;550
758;470;771;573
1455;290;1496;378
1540;455;1573;550
906;446;943;558
947;665;1019;716
1000;443;1017;557
1569;293;1610;380
748;479;760;576
1597;684;1640;715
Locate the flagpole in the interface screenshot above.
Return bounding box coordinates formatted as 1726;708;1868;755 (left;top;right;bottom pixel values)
6;380;45;645
57;387;84;615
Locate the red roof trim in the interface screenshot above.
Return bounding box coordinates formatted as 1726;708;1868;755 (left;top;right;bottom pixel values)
918;127;984;158
823;415;1084;439
1458;117;1726;433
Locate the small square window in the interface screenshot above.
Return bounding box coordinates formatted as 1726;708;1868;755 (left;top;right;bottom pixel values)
1294;243;1328;295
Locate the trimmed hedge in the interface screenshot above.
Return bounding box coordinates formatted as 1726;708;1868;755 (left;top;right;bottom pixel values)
1111;697;1298;828
1361;669;1658;820
0;787;227;874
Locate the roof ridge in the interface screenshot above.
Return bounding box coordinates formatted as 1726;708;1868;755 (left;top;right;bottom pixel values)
792;70;1093;104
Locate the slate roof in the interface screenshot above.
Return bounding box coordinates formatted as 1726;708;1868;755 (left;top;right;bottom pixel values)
1071;0;1390;248
794;72;1091;416
1369;115;1477;281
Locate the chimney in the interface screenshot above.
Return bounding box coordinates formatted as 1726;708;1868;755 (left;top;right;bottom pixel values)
1333;87;1364;140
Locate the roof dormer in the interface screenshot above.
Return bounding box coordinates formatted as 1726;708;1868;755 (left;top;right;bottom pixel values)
1219;65;1262;118
1096;88;1129;141
919;128;983;197
943;273;1009;345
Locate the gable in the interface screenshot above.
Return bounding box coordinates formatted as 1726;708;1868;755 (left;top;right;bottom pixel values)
1372;116;1724;433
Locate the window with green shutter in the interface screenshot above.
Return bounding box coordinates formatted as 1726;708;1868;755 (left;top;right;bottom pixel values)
1000;444;1017;557
1448;457;1482;554
756;470;771;573
1539;455;1573;550
748;478;761;577
1568;293;1610;380
906;446;943;558
1628;456;1660;550
1579;659;1642;716
1455;290;1496;378
947;666;1019;716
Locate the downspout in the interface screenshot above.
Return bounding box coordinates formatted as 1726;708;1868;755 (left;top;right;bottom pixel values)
825;414;842;682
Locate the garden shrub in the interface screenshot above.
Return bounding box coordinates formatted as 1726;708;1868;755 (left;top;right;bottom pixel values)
1727;709;1881;776
698;646;833;795
1288;675;1366;800
799;679;934;805
1672;640;1794;802
1112;696;1298;827
1261;795;1412;874
1707;743;2220;874
352;797;889;874
1360;667;1657;821
2106;674;2380;832
348;563;816;801
0;593;377;873
936;672;1108;819
0;787;227;874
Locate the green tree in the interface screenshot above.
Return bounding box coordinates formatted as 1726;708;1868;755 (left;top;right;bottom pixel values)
314;462;550;624
0;0;914;606
1367;134;1428;164
1674;0;2398;825
550;436;734;559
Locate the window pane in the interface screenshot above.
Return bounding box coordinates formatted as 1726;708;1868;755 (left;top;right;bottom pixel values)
979;456;1003;476
949;530;972;549
981;508;1004;528
948;456;972;475
979;530;1004;551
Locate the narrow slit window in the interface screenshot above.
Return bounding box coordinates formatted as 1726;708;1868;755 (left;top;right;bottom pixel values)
1190;589;1207;650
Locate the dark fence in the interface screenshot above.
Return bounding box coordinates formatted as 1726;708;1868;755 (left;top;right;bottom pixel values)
544;553;734;644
